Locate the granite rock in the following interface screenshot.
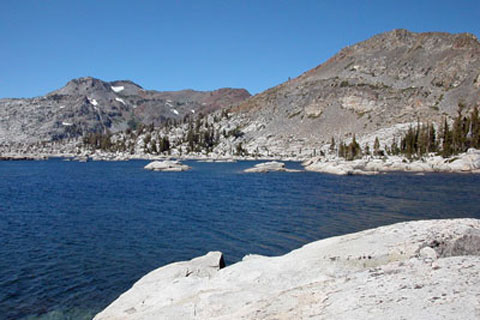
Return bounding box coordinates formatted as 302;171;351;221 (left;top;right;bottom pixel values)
244;161;302;173
94;219;480;320
144;160;190;172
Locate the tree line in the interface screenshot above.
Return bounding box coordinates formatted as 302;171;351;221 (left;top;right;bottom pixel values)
334;104;480;160
81;109;248;155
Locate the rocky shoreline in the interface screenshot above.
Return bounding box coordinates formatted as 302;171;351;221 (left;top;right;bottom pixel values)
0;155;47;161
303;148;480;175
94;218;480;320
2;147;480;175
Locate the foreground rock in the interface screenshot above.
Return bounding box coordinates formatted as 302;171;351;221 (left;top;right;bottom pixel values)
244;161;302;173
304;149;480;175
144;160;190;172
94;218;480;320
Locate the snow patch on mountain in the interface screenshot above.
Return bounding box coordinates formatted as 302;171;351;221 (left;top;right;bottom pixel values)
87;98;98;106
111;86;124;93
115;97;126;105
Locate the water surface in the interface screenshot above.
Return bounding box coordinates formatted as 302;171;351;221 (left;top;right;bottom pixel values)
0;159;479;319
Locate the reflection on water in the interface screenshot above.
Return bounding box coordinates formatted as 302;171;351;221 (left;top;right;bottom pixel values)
0;159;479;319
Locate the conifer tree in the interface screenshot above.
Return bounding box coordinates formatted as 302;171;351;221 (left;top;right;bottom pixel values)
338;141;346;158
452;106;465;153
441;117;453;157
150;140;157;154
373;137;381;156
427;123;437;153
417;124;428;155
470;105;480;148
186;124;195;152
364;144;371;156
401;125;417;158
159;136;170;152
346;135;362;160
330;137;336;153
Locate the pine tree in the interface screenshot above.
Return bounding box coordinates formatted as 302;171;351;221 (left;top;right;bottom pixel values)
441;117;453;157
389;136;398;155
452;107;464;153
364;144;371;156
470;105;480;148
101;136;110;151
330;137;336;154
150;140;158;154
159;136;170;152
346;135;362;160
338;141;346;158
417;124;428;156
401;126;417;158
427;123;437;153
235;142;245;156
373;137;380;156
186;123;195;152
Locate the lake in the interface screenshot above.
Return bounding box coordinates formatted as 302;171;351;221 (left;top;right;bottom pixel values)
0;159;479;319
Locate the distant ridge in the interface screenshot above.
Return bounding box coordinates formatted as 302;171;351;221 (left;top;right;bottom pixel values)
0;77;250;144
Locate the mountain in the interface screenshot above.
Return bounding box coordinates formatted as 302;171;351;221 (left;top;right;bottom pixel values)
227;29;480;156
2;29;479;159
0;77;250;144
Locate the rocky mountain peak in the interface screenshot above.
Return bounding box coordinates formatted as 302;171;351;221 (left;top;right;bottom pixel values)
48;77;144;97
49;77;108;96
227;29;480;156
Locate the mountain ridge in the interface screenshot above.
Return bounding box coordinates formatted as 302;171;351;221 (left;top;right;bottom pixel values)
225;29;480;156
0;77;250;144
1;29;479;158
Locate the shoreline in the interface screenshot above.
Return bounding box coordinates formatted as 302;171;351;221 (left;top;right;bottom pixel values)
94;218;480;320
1;148;480;175
303;148;480;175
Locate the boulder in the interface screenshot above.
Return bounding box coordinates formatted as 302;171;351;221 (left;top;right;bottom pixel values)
144;160;190;172
447;149;480;172
304;160;379;175
94;219;480;320
94;252;224;320
244;161;302;173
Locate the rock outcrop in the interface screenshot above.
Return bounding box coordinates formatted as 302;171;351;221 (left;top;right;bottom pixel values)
304;148;480;175
244;161;302;173
144;160;190;172
94;218;480;320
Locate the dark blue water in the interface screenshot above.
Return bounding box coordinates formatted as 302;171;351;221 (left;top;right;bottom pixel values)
0;159;479;320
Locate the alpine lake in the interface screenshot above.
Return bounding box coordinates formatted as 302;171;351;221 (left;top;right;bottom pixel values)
1;159;479;319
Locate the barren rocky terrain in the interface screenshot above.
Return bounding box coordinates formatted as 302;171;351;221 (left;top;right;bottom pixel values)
227;29;480;155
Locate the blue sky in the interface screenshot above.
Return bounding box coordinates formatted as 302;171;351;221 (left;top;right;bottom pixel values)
1;0;479;98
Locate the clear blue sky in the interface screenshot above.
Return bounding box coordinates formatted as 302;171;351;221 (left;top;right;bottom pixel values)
1;0;479;98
